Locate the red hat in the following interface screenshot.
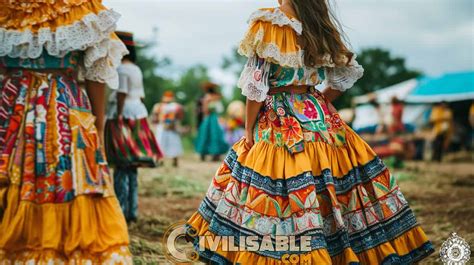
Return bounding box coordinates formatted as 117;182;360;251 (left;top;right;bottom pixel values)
162;91;175;102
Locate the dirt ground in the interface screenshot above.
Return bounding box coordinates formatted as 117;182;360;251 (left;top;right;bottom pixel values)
128;153;474;264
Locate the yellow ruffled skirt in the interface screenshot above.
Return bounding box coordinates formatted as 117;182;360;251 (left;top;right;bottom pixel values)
187;91;433;264
0;70;131;264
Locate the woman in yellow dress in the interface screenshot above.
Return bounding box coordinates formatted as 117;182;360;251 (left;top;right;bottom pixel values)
0;1;132;263
186;0;434;264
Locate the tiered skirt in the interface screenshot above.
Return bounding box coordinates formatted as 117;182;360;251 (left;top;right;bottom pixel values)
187;90;433;264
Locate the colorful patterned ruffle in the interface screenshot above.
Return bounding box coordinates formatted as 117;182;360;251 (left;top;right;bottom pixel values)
105;118;163;167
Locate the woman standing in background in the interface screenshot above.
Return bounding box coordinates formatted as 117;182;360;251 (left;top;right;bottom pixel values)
152;91;184;167
0;1;132;263
195;82;229;161
224;100;246;146
105;31;162;222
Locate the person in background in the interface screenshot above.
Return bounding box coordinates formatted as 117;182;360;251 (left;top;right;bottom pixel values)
429;101;453;162
196;87;207;130
390;96;405;134
470;101;474;128
105;31;162;222
195;82;229;161
370;99;387;134
0;1;132;262
224;100;246;145
469;100;474;150
152;91;184;167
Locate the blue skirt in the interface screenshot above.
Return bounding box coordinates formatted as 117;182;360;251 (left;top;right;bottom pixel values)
195;113;229;155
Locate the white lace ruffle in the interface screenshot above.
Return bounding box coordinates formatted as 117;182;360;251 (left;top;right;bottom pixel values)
238;28;305;68
238;56;271;102
81;37;128;89
0;8;128;88
0;9;121;59
323;55;364;92
248;8;302;35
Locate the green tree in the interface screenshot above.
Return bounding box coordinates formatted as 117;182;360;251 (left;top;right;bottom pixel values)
173;65;211;127
135;42;174;111
333;47;422;108
221;47;247;101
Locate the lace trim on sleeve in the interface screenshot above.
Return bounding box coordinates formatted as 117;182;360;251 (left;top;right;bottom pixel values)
248;8;302;35
80;37;128;89
237;56;271;102
323;55;364;92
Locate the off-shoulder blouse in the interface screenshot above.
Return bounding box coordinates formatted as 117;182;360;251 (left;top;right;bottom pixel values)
237;8;364;102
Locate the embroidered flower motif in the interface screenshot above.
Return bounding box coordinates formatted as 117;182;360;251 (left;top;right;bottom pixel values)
268;110;277;121
265;96;274;109
293;99;305;114
267;110;281;127
275;132;283;146
330;114;344;128
303;132;314;142
277;107;286;116
261;128;271;142
253;69;262;82
303;100;319;120
281;116;303;147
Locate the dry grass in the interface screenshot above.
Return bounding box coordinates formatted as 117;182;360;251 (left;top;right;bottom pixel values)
129;153;474;264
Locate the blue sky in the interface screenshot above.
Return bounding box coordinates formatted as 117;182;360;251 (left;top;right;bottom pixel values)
104;0;473;94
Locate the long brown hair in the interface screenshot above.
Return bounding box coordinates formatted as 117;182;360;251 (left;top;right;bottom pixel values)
291;0;353;67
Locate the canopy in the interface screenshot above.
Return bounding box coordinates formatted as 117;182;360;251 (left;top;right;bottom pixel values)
351;104;429;131
353;78;419;105
405;71;474;103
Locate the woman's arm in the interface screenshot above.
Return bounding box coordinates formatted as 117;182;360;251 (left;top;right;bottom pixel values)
202;96;210;116
85;80;107;142
244;98;264;148
322;87;343;103
151;104;160;124
116;92;127;119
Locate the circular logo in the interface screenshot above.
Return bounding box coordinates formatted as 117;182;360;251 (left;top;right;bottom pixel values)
162;220;199;263
440;232;471;265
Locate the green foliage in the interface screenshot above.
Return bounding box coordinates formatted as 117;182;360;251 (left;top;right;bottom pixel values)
222;47;247;102
333;47;422;108
135;42;174;111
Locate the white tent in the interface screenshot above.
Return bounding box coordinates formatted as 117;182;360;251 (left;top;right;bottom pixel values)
352;104;430;131
353;78;419;105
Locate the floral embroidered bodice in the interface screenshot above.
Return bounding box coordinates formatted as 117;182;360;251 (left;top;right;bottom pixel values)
237;8;364;102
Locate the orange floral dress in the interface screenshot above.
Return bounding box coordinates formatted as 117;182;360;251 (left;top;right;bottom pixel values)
186;7;434;264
